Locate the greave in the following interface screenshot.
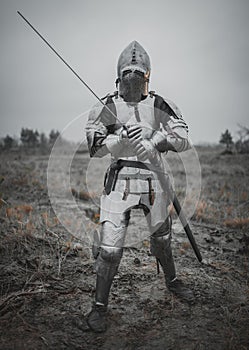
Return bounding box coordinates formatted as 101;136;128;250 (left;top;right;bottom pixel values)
150;233;176;284
95;275;114;306
94;246;123;306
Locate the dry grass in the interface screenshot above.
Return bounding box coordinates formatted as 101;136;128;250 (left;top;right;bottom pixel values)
0;149;248;349
223;217;249;229
192;198;249;229
6;204;33;218
179;242;191;255
2;203;60;238
71;187;96;201
194;200;214;222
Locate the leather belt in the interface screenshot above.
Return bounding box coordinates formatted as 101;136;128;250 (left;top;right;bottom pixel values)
104;159;161;195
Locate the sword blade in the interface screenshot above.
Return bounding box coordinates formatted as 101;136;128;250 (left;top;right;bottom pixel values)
172;195;202;262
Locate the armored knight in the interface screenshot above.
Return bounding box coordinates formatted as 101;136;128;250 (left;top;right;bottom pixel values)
85;41;194;332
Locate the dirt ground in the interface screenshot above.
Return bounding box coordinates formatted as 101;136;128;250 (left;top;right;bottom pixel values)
0;146;248;350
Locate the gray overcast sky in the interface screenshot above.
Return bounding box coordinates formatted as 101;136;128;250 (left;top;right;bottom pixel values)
0;0;249;144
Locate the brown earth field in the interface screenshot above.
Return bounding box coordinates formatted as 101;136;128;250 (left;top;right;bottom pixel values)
0;145;248;350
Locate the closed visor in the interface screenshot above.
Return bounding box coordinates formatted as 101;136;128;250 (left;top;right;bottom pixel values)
121;65;147;76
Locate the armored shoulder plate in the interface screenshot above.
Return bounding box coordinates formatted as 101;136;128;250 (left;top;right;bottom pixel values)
153;93;182;120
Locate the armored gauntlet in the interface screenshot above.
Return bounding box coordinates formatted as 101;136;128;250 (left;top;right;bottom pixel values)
151;130;168;152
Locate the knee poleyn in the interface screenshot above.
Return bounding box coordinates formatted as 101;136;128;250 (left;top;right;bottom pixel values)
99;246;123;263
95;246;123;279
150;234;172;257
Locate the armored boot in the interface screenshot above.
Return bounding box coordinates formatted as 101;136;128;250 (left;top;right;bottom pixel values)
150;222;194;303
86;302;108;333
166;277;194;303
86;246;123;332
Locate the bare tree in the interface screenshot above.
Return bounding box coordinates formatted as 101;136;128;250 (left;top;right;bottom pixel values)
235;124;249;153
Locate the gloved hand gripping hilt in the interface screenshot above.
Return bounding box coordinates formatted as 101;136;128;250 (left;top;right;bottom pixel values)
151;130;168;153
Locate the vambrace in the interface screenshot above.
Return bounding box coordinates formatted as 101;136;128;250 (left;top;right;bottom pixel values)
151;130;191;153
87;128;128;158
166;132;191;152
86;127;109;158
166;117;191;152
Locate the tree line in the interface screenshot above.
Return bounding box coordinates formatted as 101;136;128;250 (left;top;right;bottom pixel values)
1;125;249;154
0;128;62;152
220;124;249;154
